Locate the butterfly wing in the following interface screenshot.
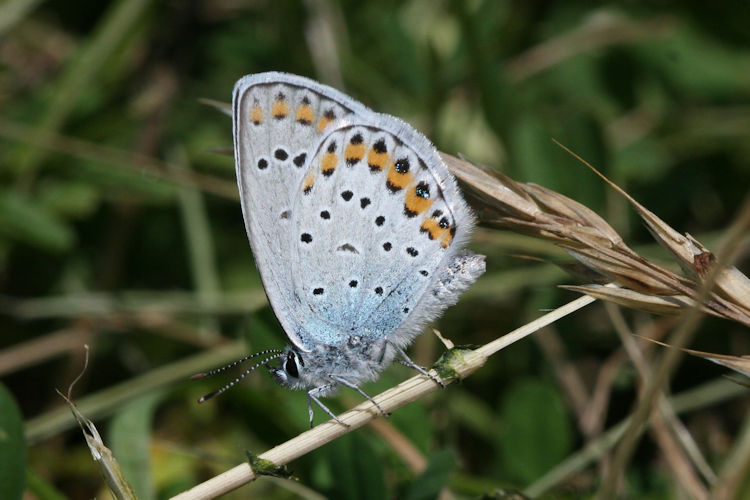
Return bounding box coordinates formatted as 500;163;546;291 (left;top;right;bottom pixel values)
288;115;478;349
234;72;482;354
233;73;373;350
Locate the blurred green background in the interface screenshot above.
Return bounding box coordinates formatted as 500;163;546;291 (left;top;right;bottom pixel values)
1;1;749;498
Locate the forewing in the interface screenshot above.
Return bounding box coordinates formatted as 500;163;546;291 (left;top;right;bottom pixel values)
232;73;372;349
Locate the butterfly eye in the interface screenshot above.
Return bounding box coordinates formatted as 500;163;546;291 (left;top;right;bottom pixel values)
285;352;299;378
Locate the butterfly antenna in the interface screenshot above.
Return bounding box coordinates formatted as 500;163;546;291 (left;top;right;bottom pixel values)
191;349;283;380
196;352;285;403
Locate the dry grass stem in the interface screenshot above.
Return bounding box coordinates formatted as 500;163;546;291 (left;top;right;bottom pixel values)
524;378;747;498
714;414;750;499
534;328;591;426
607;303;715;496
0;118;239;200
302;0;347;89
442;152;750;327
505;14;675;82
583;350;625;438
368;418;427;473
60;391;139;500
441;150;749;496
0;326;91;376
170;294;596;499
638;336;750;379
598;194;750;498
2;289;268;320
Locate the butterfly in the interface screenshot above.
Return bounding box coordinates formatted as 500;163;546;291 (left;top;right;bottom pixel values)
195;72;485;427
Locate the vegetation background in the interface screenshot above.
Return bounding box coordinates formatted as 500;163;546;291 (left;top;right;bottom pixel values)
1;0;748;498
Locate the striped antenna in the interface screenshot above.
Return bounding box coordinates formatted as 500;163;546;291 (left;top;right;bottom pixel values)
196;351;286;403
190;349;283;379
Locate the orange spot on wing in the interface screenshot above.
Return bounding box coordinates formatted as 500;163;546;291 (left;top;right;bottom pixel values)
441;228;455;248
321;153;338;176
367;150;390;172
405;186;433;216
386;162;413;192
251;106;263;125
317;116;332;132
295;105;314;125
345;143;365;164
420;218;446;240
303;172;316;193
272;100;289;119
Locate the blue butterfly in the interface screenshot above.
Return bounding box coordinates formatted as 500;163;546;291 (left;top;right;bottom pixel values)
196;73;485;427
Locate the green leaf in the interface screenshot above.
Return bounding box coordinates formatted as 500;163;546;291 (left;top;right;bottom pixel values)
25;468;68;500
613;138;671;182
108;393;161;500
635;25;750;97
507;113;554;185
447;391;500;445
74;160;175;202
499;379;573;483
404;450;456;500
0;383;26;500
324;432;386;500
0;190;75;252
38;181;100;218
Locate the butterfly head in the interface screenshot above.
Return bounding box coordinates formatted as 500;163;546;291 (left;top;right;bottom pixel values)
268;346;307;390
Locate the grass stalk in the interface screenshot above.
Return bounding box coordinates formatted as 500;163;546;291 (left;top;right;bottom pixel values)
170;293;596;499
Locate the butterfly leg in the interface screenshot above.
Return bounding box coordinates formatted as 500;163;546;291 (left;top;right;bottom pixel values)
307;384;349;428
330;375;389;418
389;342;445;388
